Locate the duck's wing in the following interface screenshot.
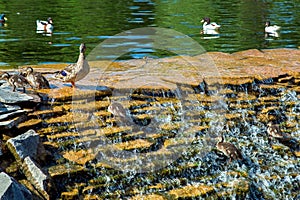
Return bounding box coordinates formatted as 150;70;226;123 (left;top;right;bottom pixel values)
54;63;77;80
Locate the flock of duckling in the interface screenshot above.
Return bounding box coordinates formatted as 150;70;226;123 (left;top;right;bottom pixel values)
215;122;299;163
0;43;90;91
201;17;281;37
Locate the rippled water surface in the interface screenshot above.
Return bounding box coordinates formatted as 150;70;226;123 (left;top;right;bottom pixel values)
0;0;300;66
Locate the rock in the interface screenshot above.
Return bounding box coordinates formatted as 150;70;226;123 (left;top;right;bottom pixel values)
0;103;21;114
0;109;26;121
6;129;40;162
0;88;34;104
22;156;51;200
0;140;3;156
0;115;27;130
0;172;32;200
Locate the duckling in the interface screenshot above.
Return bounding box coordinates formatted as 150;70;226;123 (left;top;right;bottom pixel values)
265;21;280;37
54;43;90;87
0;14;7;24
36;17;53;33
267;121;299;153
266;121;289;142
201;17;221;34
19;67;50;89
0;72;29;92
108;102;129;119
216;134;243;162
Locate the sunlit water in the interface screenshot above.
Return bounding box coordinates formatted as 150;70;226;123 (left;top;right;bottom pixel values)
0;0;300;67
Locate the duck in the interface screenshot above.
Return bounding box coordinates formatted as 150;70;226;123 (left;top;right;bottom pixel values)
0;72;30;93
36;17;53;33
267;121;300;155
266;121;288;141
19;66;50;89
201;17;221;34
0;14;7;24
265;21;280;37
108;102;129;119
216;133;243;162
54;43;90;87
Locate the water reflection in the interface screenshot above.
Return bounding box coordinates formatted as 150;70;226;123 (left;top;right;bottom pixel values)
0;1;299;66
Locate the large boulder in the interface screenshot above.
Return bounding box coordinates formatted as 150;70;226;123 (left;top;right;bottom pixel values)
0;88;34;104
6;129;40;162
22;157;52;200
0;172;32;200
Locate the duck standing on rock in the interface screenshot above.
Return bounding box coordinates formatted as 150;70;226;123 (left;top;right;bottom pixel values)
54;43;90;87
0;72;30;93
216;133;243;162
36;17;53;33
201;17;221;34
19;66;50;89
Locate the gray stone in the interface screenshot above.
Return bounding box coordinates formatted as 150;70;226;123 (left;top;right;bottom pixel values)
0;172;32;200
0;115;27;130
0;109;26;121
0;103;21;115
0;88;33;104
22;157;50;200
7;129;40;162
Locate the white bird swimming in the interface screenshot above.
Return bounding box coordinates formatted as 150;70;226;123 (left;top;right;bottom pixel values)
36;17;53;33
201;17;221;34
265;21;280;37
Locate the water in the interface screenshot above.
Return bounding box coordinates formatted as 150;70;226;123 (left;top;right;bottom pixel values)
0;0;300;67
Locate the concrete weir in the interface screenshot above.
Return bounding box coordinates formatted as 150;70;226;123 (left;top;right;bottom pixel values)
0;48;300;199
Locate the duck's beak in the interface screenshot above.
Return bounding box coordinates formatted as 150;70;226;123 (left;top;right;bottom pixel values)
4;17;7;21
201;19;204;23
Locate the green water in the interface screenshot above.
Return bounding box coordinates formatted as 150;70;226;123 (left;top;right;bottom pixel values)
0;0;299;67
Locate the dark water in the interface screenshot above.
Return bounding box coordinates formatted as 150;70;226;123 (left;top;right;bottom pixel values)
0;0;300;67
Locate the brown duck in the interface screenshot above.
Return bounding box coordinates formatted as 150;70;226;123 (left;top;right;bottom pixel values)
19;66;50;89
0;72;30;92
216;134;243;162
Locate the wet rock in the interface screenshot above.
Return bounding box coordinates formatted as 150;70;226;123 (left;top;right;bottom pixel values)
0;171;32;200
6;129;40;162
0;103;21;114
0;88;34;104
22;156;51;200
0;115;27;130
168;184;214;198
0;109;26;121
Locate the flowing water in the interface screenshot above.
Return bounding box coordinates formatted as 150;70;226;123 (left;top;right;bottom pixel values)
0;1;300;199
0;0;300;67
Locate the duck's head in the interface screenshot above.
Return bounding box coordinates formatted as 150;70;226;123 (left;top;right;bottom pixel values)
79;43;86;53
201;17;211;24
0;72;10;80
267;121;274;128
265;21;271;27
0;14;7;23
47;17;53;24
216;133;224;143
19;66;33;76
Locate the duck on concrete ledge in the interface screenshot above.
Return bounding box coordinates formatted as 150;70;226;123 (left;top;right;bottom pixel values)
19;67;50;89
267;121;299;154
54;43;90;88
216;133;243;162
